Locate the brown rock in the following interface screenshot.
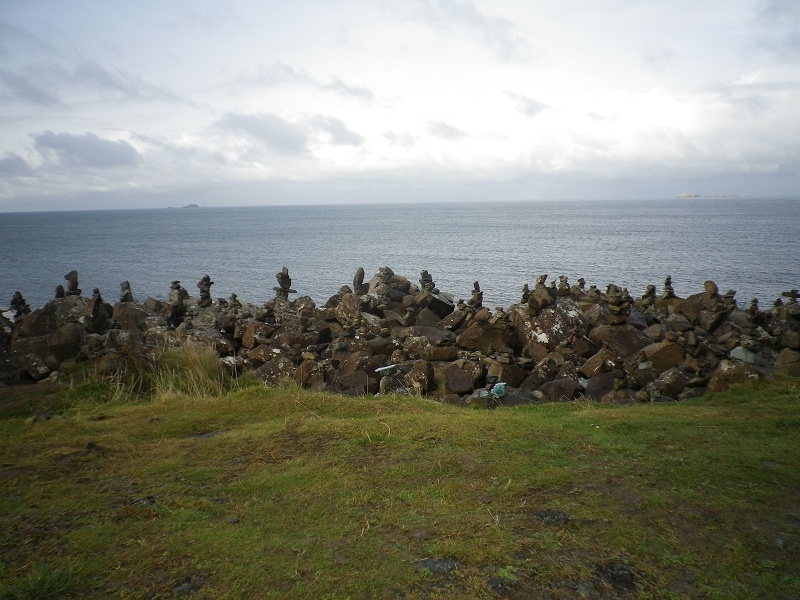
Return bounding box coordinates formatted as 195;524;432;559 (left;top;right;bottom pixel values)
112;302;156;331
538;378;583;402
642;341;686;373
247;345;279;364
404;360;435;395
784;330;800;350
643;324;666;341
437;309;468;332
294;359;327;389
584;372;615;401
336;370;376;394
456;322;516;355
254;356;296;385
579;349;616;378
240;320;281;349
11;296;88;341
775;348;800;377
706;360;763;393
509;299;586;352
652;368;689;399
445;364;474;395
8;336;58;380
588;324;652;358
423;346;459;362
47;322;87;362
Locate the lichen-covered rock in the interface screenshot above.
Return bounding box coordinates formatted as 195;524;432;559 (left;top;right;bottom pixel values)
707;360;763;393
404;360;434;395
254;356;296;385
510;298;585;352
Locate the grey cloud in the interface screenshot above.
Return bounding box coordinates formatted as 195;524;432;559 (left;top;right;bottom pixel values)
427;120;468;140
310;116;364;146
0;58;183;108
587;112;619;122
216;113;310;155
506;92;549;117
0;67;62;106
754;0;800;57
642;45;677;72
384;131;417;147
73;60;182;102
389;0;535;62
250;62;375;102
0;20;60;60
0;153;34;177
33;131;140;168
757;0;800;20
712;78;800;116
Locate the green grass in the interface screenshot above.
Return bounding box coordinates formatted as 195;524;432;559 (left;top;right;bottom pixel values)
0;354;798;598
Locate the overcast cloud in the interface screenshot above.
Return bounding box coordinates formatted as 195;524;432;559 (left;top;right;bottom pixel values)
0;0;799;210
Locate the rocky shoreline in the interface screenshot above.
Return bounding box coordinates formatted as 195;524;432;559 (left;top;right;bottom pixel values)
2;268;799;405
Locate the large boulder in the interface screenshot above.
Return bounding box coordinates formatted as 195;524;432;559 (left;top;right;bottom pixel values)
254;356;296;385
404;360;435;395
509;298;586;352
11;296;88;341
445;364;474;395
457;322;517;355
588;324;652;358
775;349;800;377
651;368;689;400
112;302;159;331
47;323;88;363
642;341;685;373
496;386;539;407
537;378;583;402
8;336;58;380
707;360;763;393
584;372;616;401
579;349;616;378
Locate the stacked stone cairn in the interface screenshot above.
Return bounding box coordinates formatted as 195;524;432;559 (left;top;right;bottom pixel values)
1;268;799;405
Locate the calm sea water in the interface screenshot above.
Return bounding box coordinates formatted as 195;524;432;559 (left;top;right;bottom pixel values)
1;198;798;312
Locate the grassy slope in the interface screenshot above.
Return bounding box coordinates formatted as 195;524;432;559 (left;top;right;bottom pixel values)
0;371;798;599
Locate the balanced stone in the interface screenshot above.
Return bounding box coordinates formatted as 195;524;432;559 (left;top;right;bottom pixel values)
64;270;81;296
9;291;30;320
119;280;133;303
468;281;483;308
662;275;675;300
167;280;189;328
197;275;213;308
274;267;297;298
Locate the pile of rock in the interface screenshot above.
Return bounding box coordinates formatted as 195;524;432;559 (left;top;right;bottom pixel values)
1;269;798;406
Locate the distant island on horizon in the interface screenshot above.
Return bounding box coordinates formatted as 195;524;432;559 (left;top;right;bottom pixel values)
676;193;753;199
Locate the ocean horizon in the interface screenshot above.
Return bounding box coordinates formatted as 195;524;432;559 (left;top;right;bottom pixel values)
1;197;798;312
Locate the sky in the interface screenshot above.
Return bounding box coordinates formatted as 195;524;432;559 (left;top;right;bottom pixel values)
1;0;799;211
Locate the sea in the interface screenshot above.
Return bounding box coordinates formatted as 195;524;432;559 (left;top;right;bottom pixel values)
1;198;798;312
